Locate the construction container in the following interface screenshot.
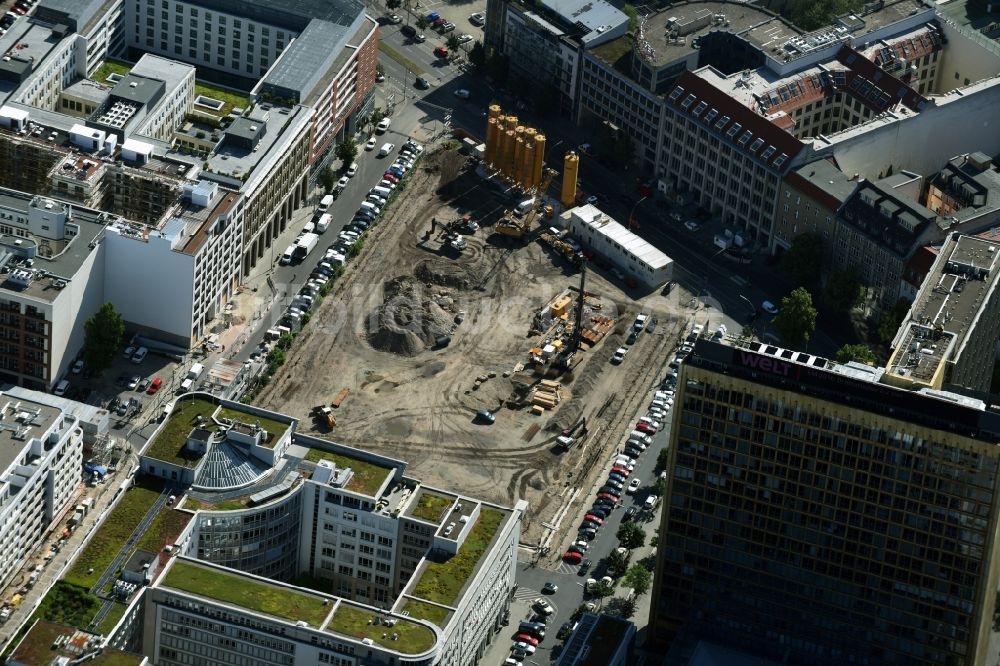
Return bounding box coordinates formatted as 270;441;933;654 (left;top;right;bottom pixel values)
550;295;573;317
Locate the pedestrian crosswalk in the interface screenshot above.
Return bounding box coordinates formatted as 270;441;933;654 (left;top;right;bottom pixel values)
554;561;580;575
512;586;540;602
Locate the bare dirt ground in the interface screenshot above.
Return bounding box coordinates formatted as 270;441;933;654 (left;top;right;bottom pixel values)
256;148;689;544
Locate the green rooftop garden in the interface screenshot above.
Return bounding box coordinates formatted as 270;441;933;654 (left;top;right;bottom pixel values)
305;448;393;497
31;582;102;628
590;35;634;75
91;59;132;85
400;599;451;627
136;509;192;554
194;80;250;117
144;397;219;466
64;478;164;589
162;561;331;626
410;507;506;605
217;407;290;447
327;603;435;655
7;620;147;666
409;491;453;524
184;496;251;511
95;602;128;636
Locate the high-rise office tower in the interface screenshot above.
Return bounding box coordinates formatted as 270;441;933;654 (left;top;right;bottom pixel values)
650;336;1000;665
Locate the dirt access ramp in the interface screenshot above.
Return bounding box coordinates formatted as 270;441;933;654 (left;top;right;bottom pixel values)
256;147;687;543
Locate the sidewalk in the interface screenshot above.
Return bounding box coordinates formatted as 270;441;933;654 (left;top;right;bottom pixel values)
0;461;137;649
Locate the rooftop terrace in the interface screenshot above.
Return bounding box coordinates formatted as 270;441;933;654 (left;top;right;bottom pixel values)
9;620;144;666
162;560;331;626
406;488;455;524
142;396;219;467
304;446;394;497
325;603;435;655
410;506;506;606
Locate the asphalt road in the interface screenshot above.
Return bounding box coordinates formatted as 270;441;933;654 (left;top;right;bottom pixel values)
509;355;673;657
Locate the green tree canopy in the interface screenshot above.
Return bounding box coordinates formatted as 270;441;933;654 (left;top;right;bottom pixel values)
835;344;877;365
336;137;358;167
616;522;646;550
622;3;639;32
606;548;629;578
622;564;652;596
446;34;461;51
772;287;818;349
879;298;911;344
469;41;486;68
589;580;614;600
655;448;669;472
783;0;863;31
82;303;124;373
824;270;863;313
319;166;336;194
782;232;824;287
416;16;428;29
602;596;637;619
386;0;401;9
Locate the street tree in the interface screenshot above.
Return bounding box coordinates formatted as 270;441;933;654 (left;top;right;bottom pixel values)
824;270;863;313
782;232;824;287
655;448;669;472
468;41;486;68
653;477;668;497
416;16;428;29
82;303;124;373
606;548;629;578
622;565;652;596
319;166;336;194
602;596;637;619
446;34;461;51
370;108;386;127
589;581;614;604
879;298;911;344
835;343;877;365
622;3;639;31
335;137;358;167
617;522;646;550
386;0;402;8
772;287;818;349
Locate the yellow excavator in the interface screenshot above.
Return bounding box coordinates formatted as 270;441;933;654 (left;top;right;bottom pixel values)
496;168;557;238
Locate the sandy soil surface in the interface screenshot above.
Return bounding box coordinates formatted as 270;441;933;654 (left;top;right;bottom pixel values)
256;148;689;544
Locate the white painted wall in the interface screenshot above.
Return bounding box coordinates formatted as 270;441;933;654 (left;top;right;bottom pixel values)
104;228;194;344
808;77;1000;181
49;239;106;384
933;20;1000;94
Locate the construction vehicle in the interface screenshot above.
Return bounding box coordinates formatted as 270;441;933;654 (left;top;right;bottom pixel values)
539;232;585;265
555;417;588;451
555;262;588;368
496;167;557;238
314;405;335;428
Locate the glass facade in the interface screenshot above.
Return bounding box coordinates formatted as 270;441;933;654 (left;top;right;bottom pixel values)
651;346;1000;666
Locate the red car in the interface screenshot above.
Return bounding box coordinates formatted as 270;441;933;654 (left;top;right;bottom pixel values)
146;377;163;394
515;634;540;646
611;466;630;477
433;46;449;59
382;173;400;183
596;492;618;504
562;550;582;564
636;421;656;434
583;513;603;525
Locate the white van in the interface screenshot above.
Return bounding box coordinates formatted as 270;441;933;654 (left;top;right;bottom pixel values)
279;244;296;265
315;213;332;233
378;142;395;157
53;379;70;396
514;198;535;216
371;185;391;198
302;221;315;234
179;378;193;392
318;194;334;213
359;201;380;214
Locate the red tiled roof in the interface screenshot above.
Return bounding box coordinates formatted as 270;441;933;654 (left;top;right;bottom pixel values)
870;28;943;69
667;71;805;174
902;245;938;288
835;44;927;113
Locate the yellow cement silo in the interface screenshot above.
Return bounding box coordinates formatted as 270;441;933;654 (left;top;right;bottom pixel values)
495;117;510;172
561;151;579;207
532;133;546;192
522;141;536;190
488;104;501;121
485;117;498;166
502;130;516;178
512;136;524;184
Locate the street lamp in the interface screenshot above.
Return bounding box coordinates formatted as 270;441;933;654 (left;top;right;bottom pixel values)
628;195;649;230
738;294;756;320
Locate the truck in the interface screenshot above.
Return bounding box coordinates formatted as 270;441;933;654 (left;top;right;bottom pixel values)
187;363;204;380
315;213;332;233
294;232;319;260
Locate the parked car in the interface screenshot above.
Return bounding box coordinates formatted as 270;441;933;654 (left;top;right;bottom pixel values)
433;46;449;58
541;581;558;594
376;117;391;133
562;550;582;564
469;11;485;25
415;76;431;90
365;137;377;150
146;377;163;394
588;506;610;519
583;513;603;525
611;347;627;364
533;598;554;616
515;633;540;646
627;478;641;494
623;506;638;521
578;558;592;575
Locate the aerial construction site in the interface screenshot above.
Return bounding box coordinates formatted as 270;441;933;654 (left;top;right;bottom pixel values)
256;109;688;546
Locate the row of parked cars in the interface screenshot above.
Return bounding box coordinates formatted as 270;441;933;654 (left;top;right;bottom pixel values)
279;141;423;331
504;618;547;664
0;0;34;35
